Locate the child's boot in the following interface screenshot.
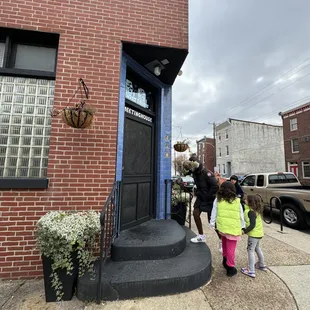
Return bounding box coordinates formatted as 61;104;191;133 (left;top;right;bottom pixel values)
226;266;237;277
222;257;228;270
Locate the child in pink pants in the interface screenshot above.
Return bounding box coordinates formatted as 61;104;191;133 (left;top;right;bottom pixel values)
210;181;245;277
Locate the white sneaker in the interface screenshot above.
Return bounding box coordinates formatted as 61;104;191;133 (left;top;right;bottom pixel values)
218;241;223;253
190;235;206;243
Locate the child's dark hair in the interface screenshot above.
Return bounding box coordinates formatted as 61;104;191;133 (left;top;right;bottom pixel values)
217;181;237;203
247;195;264;215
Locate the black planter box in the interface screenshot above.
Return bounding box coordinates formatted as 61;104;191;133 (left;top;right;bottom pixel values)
42;251;79;302
171;202;187;226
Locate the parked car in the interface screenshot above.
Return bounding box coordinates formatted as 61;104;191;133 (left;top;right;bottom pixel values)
240;172;310;230
176;176;195;191
227;174;247;182
172;176;179;182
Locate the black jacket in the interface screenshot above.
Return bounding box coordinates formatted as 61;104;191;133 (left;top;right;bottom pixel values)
235;183;244;200
192;164;219;206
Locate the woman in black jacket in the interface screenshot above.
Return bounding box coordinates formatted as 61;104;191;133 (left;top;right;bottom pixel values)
183;157;219;246
230;175;244;201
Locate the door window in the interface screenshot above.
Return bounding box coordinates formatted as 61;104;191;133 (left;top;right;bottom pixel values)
257;175;264;187
241;175;255;186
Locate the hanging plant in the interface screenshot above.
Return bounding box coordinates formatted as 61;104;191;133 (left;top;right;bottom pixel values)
51;78;96;129
173;140;189;152
61;101;96;129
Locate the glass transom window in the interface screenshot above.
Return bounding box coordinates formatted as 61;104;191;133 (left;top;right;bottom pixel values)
14;44;57;72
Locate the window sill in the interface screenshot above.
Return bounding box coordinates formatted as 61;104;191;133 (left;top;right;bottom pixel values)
0;178;49;189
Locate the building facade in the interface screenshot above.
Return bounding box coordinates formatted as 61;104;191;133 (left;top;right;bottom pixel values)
196;136;215;172
280;102;310;185
0;1;188;279
215;118;285;177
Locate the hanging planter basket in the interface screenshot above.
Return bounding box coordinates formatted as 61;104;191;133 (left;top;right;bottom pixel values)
62;108;95;129
51;78;96;129
173;142;189;152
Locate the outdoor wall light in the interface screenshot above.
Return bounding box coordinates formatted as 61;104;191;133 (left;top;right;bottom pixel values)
154;66;161;76
178;70;183;76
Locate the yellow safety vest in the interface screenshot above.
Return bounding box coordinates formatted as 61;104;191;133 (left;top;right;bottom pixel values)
244;209;264;238
216;198;242;236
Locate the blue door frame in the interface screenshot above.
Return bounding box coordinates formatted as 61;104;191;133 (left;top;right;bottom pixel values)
115;52;172;221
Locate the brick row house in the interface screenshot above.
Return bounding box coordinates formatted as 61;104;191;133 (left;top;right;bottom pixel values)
196;136;215;172
280;102;310;185
0;1;188;280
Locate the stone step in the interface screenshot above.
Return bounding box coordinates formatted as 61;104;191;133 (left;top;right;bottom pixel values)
77;227;212;301
111;219;186;261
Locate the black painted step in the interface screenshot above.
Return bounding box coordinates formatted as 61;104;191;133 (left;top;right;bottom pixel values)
77;227;212;301
111;219;186;261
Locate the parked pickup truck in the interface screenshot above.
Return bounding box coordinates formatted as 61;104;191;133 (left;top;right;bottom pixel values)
240;172;310;229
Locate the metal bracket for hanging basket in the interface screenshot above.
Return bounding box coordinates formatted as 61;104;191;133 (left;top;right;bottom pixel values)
173;143;189;152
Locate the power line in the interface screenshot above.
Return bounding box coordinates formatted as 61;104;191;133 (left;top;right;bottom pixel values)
213;57;310;123
251;96;310;122
226;70;310;119
185;56;310;138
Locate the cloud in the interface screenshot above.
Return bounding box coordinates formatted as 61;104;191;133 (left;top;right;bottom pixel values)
172;0;310;147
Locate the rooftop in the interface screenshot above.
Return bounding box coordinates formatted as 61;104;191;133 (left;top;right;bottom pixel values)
279;101;310;117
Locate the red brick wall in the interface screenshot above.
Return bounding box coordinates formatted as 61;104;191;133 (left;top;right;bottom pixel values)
196;138;215;172
205;138;215;173
282;107;310;185
0;0;188;279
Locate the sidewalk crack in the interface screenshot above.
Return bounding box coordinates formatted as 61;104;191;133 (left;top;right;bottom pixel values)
1;281;26;309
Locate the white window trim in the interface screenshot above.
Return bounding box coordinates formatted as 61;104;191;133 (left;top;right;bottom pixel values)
290;118;298;131
291;139;299;153
302;161;310;179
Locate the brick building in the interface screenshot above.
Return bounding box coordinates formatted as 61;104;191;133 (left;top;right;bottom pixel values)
215;119;285;177
0;1;188;279
280;102;310;185
196;136;215;172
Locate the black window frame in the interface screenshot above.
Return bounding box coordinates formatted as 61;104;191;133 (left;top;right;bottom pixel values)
0;28;59;190
0;27;59;79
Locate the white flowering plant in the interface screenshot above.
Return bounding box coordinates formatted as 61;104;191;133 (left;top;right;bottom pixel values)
36;210;100;301
172;183;191;206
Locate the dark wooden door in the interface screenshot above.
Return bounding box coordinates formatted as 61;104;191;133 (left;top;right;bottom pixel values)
120;105;155;230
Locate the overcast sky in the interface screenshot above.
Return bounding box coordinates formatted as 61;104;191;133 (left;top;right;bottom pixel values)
172;0;310;151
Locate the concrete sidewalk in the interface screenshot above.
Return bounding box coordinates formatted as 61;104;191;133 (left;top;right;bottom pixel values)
1;219;310;310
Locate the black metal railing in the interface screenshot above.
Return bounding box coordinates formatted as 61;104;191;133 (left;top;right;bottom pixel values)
96;181;121;304
256;194;283;232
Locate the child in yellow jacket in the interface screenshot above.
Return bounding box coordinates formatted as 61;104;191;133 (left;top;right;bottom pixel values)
241;195;267;278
